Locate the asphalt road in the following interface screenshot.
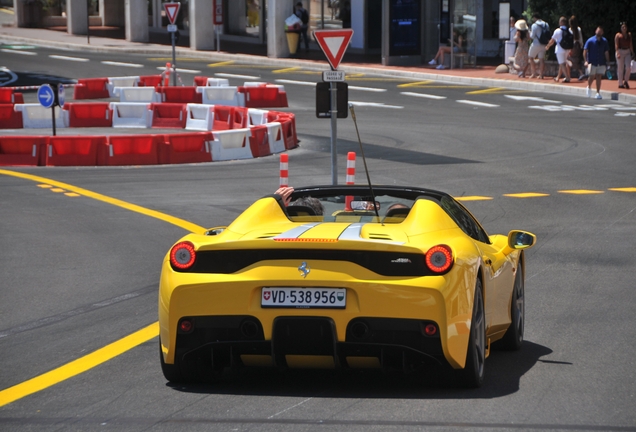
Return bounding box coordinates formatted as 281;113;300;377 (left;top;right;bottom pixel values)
1;45;636;431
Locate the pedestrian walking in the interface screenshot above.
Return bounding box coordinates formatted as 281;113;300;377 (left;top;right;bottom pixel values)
545;16;573;83
513;20;530;78
615;22;634;89
584;26;611;99
528;13;550;79
568;16;585;81
294;2;310;53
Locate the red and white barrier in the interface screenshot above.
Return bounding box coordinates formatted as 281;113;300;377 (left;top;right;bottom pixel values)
159;132;213;164
114;87;160;103
197;86;243;106
14;104;66;129
185;104;215;131
345;152;356;210
63;102;112;128
210;128;252;161
150;103;187;129
110;102;152;128
0;136;47;166
107;76;140;97
0;104;23;129
265;122;285;154
45;135;104;166
280;153;289;187
0;88;24;104
98;134;163;166
248;108;269;126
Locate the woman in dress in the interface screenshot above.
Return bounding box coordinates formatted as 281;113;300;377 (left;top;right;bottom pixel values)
615;22;635;89
513;20;530;78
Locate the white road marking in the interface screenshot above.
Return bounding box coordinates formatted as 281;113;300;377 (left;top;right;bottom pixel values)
456;100;499;108
348;85;387;92
215;72;260;80
400;91;447;100
349;101;404;109
267;398;314;419
1;49;37;56
505;94;562;103
615;112;636;117
528;105;567;111
275;79;317;86
157;66;202;74
101;61;144;68
49;55;89;62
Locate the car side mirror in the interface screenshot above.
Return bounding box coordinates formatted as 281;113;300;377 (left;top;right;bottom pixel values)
507;230;536;249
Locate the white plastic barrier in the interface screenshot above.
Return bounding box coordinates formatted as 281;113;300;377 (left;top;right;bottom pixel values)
247;108;269;126
185;104;215;131
197;86;245;106
14;104;66;129
107;76;140;97
211;128;252;161
110;102;151;128
265;122;286;154
205;78;230;87
114;87;160;103
243;81;268;87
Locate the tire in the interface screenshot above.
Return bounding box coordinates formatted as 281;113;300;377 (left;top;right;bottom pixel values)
159;341;185;383
498;262;524;351
458;278;486;388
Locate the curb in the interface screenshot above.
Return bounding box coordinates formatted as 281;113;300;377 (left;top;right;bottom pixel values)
2;33;636;104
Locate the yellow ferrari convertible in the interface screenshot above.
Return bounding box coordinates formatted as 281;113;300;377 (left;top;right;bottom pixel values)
159;185;535;387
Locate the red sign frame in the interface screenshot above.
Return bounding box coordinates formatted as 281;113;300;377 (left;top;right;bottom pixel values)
313;29;354;70
213;0;223;25
164;2;180;25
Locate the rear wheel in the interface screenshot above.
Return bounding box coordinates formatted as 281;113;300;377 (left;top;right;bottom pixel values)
159;341;185;383
498;263;524;351
458;278;485;388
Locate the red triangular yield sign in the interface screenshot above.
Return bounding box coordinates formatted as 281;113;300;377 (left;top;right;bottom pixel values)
313;29;354;70
164;2;181;25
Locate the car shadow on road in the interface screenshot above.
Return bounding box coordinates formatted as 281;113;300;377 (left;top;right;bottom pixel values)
167;340;554;399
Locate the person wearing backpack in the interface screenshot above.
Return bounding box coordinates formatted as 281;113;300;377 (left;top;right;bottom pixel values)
545;16;573;82
294;1;310;53
529;13;550;79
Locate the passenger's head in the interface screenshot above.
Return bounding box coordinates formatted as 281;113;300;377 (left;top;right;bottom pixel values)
291;196;324;215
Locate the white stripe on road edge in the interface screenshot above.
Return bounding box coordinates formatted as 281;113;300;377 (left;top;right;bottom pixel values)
456;100;499;108
349;101;404;109
102;61;144;68
157;66;201;74
528;105;567;112
348;86;387;92
215;73;260;80
400;91;447;100
49;55;89;62
615;112;636;117
504;95;562;103
275;79;317;86
1;49;37;56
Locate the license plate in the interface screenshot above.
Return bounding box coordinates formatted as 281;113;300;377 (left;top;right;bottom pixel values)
261;287;346;309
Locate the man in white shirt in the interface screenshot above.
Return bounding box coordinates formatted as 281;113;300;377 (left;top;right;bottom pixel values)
528;13;549;79
545;16;572;82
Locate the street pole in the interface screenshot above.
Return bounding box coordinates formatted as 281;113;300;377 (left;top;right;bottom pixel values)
330;81;337;185
51;105;56;137
171;32;177;86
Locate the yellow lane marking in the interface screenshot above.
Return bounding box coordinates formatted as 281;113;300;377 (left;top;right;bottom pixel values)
466;87;510;95
503;192;550;198
454;196;494;201
207;60;235;67
346;73;366;78
64;193;81;197
37;184;52;188
558;190;604;195
0;169;206;234
50;188;65;193
409;85;479;89
0;322;159;408
397;80;434;88
273;67;301;74
609;187;636;192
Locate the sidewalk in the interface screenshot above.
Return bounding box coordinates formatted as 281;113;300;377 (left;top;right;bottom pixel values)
1;22;635;103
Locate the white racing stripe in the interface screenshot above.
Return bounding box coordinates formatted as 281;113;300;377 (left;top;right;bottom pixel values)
456;100;499;108
348;85;387;92
275;79;316;86
102;61;144;68
400;91;447;100
215;72;260;80
49;55;89;62
349;101;404;109
157;66;202;74
1;49;37;56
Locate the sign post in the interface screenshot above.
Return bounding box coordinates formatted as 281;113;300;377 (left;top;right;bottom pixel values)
313;29;353;185
37;83;59;136
213;0;223;53
164;2;181;86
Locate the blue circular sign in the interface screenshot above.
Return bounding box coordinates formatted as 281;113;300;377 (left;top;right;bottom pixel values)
58;84;65;108
37;84;55;109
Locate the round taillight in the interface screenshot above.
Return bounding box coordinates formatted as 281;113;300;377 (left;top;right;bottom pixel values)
170;241;196;270
179;319;193;333
424;323;438;336
425;245;453;273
